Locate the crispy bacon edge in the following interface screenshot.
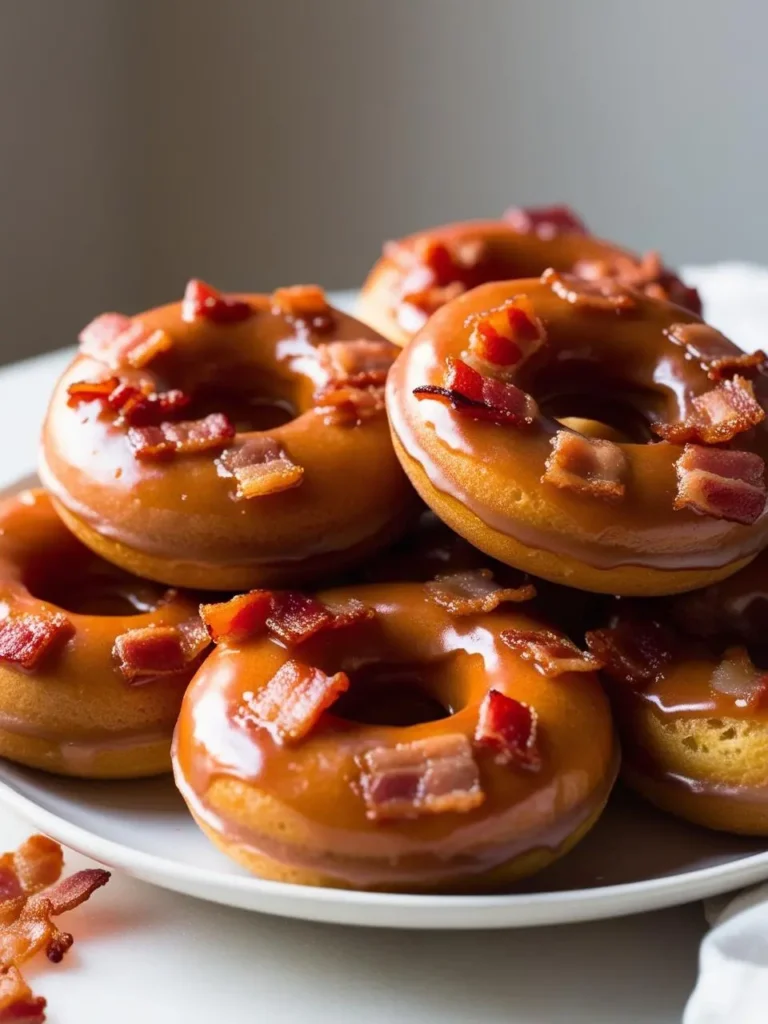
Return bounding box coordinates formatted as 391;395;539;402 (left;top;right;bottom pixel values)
237;659;350;744
217;438;304;498
0;614;74;672
673;444;767;525
542;430;627;501
112;618;210;683
413;357;538;427
653;376;765;445
425;569;535;615
585;620;674;689
501;627;600;677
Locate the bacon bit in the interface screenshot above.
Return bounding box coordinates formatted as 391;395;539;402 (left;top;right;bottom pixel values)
674;444;767;525
113;618;209;683
66;377;120;407
181;279;253;324
78;312;172;370
543;430;627;501
414;357;538;428
360;734;484;821
0;839;63;903
201;591;373;646
401;282;465;321
317;340;399;390
665;322;750;373
503;204;588;238
0;614;74;672
127;412;235;460
426;569;535;615
709;351;768;382
474;690;540;769
200;591;273;643
653;377;765;445
465;297;545;377
238;659;349;743
502;627;600;676
710;647;768;708
67;376;190;427
0;968;46;1023
271;285;335;332
585;620;673;688
315;383;386;426
218;438;304;498
77;312;131;358
542;267;636;311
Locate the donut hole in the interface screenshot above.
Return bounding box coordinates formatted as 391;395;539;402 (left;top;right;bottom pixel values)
24;551;169;616
333;662;453;727
184;381;301;433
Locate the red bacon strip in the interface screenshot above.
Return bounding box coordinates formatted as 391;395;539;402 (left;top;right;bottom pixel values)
0;968;46;1023
653;376;765;445
182;279;253;324
465;297;545;377
503;204;588;238
360;734;484;821
127;412;235;460
501;627;600;677
543;430;627;501
474;690;541;769
542;267;636;311
201;591;373;646
237;659;349;743
314;383;386;427
271;285;335;332
317;340;398;390
414;357;538;427
709;646;768;708
674;444;767;525
113;618;209;683
585;620;673;688
0;614;74;672
426;569;535;615
218;438;304;498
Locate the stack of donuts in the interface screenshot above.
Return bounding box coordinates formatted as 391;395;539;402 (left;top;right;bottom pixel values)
4;205;768;893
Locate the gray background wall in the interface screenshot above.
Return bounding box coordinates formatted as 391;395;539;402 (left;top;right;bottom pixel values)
1;0;765;362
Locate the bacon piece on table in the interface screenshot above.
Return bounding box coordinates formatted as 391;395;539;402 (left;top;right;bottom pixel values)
673;444;767;525
503;204;588;238
0;614;74;671
182;279;253;324
585;620;673;688
360;734;484;821
127;412;235;460
426;569;535;615
218;438;304;498
475;689;540;769
113;619;209;683
501;627;600;676
414;357;538;427
653;377;764;445
543;430;627;500
237;659;349;743
0;838;63;904
542;267;636;311
0;967;47;1023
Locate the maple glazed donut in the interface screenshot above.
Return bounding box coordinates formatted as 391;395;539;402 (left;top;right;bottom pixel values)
0;489;209;778
586;549;768;835
359;205;701;346
387;271;768;596
40;281;415;591
173;579;617;891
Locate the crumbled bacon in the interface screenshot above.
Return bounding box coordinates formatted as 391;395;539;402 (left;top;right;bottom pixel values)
201;591;373;646
360;734;484;821
543;430;627;501
474;690;540;769
78;312;173;370
503;204;588;238
182;279;253;324
465;297;545;377
426;569;535;615
708;351;768;382
413;357;538;427
585;620;673;688
0;614;74;671
501;627;600;676
317;340;398;390
271;285;334;332
542;267;636;311
127;412;235;460
67;376;190;427
673;444;767;525
314;383;386;426
709;646;768;708
237;659;349;743
113;618;209;683
0;968;46;1023
218;438;304;498
200;591;273;643
653;376;764;445
66;377;120;407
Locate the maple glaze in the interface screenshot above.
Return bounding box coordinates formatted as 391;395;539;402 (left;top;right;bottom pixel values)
173;582;617;890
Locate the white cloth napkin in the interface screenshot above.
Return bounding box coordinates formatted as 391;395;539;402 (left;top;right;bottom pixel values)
676;263;768;1023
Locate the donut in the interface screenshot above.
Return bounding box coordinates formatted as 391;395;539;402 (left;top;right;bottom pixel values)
386;271;768;595
0;489;209;778
359;206;700;346
40;281;416;590
173;580;617;891
585;550;768;834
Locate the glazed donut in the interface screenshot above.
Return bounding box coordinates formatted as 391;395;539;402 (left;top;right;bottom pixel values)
40;281;415;591
586;550;768;835
173;580;617;891
387;272;768;595
359;207;700;346
0;489;209;778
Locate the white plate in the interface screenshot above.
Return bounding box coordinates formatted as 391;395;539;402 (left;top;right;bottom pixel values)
0;763;766;928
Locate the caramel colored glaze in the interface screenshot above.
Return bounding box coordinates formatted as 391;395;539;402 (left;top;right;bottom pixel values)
359;219;698;346
387;278;768;595
0;489;204;778
40;296;416;590
173;582;617;891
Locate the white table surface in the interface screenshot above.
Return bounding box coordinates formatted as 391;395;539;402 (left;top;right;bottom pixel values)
0;345;706;1023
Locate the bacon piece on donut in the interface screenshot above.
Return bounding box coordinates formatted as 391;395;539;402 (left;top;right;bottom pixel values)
360;734;484;821
426;569;535;615
218;438;304;498
238;659;350;743
653;376;764;445
414;357;538;427
116;387;191;427
475;690;540;770
182;279;253;324
585;620;673;688
0;967;46;1023
0;614;74;671
200;591;273;643
503;204;588;238
543;430;627;501
710;646;768;709
317;340;398;390
266;592;373;646
78;312;132;360
271;285;335;333
127;412;235;460
501;628;600;677
113;619;209;683
401;282;466;321
465;297;545;377
315;383;386;427
78;313;172;370
542;267;636;311
66;377;120;407
664;322;765;379
708;351;768;382
673;444;767;525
